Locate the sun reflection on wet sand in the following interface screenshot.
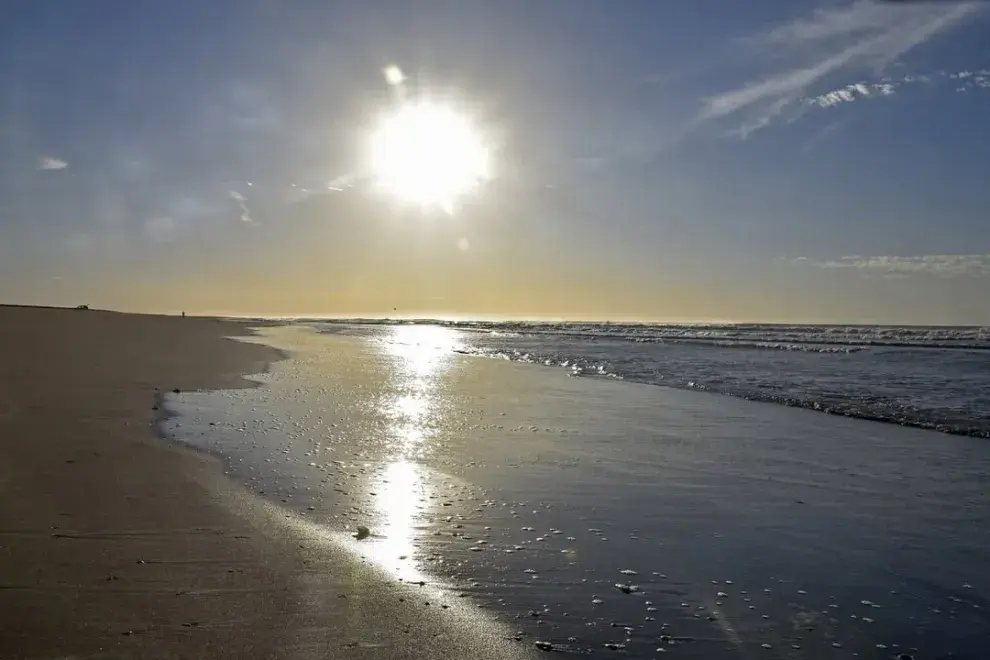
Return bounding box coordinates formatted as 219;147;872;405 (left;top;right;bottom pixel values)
364;325;463;580
367;459;428;581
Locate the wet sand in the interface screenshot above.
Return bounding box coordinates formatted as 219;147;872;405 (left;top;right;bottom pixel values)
168;324;990;659
0;307;533;660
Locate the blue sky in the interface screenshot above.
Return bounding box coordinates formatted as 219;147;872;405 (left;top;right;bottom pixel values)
2;0;989;323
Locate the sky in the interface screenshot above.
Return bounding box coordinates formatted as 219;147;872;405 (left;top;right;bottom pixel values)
2;0;990;324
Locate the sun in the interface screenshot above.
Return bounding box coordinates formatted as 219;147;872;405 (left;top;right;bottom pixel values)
369;101;490;212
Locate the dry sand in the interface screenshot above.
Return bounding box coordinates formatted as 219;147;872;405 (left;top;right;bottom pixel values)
0;306;531;660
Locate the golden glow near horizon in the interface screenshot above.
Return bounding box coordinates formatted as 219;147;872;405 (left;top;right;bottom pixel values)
369;67;491;213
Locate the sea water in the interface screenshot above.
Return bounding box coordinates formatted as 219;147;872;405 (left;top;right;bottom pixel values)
319;320;990;437
165;323;990;658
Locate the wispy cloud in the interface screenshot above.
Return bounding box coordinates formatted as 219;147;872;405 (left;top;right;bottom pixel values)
806;68;990;108
228;190;253;223
285;175;356;205
37;156;68;170
787;254;990;278
701;0;983;136
809;81;898;107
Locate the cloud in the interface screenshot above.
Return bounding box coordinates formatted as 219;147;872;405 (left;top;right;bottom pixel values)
787;254;990;278
805;68;990;108
284;175;357;205
37;156;68;170
229;190;253;223
809;80;899;107
701;0;983;135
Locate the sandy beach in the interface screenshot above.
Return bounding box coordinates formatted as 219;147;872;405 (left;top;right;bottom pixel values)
5;309;987;659
7;2;990;658
0;306;533;660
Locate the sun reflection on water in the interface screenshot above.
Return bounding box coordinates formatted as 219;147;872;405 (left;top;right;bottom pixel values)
365;325;462;580
379;325;461;455
382;324;462;381
370;459;428;581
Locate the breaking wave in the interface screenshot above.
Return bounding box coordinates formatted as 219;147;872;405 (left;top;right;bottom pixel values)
311;320;990;439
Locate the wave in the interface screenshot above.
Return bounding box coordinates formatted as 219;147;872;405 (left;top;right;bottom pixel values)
687;387;990;439
631;338;864;353
453;345;990;439
454;322;990;352
310;320;990;439
307;319;990;352
453;347;619;378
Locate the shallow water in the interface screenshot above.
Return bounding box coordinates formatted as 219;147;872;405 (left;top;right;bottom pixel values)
166;324;990;659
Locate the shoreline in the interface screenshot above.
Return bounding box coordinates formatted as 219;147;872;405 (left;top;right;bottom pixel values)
229;319;988;440
0;306;288;658
313;318;990;439
0;307;533;660
165;323;990;658
149;338;289;437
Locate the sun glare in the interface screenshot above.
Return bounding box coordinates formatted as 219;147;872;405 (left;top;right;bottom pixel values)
383;65;405;86
369;101;490;211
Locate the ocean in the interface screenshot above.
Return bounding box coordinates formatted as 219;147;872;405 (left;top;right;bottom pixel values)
165;322;990;659
332;321;990;438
